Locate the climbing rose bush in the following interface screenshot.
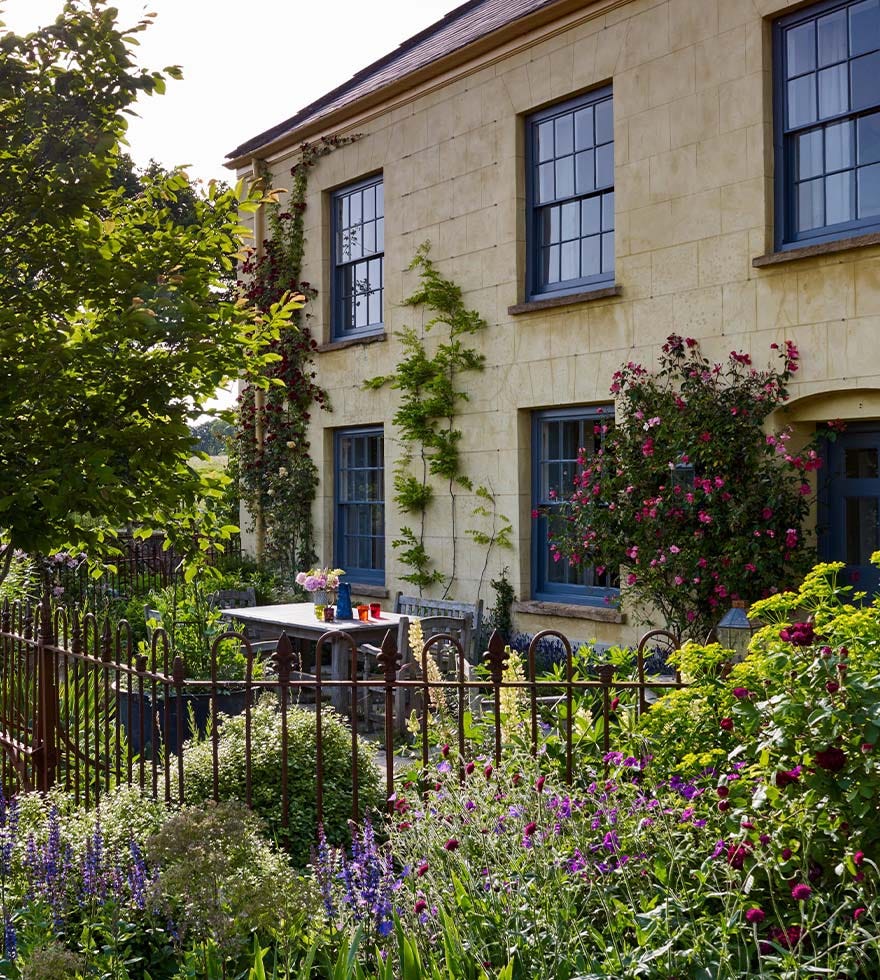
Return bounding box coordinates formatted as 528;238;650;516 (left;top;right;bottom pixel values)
549;334;821;639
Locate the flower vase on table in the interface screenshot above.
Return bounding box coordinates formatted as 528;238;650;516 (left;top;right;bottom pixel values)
295;567;345;620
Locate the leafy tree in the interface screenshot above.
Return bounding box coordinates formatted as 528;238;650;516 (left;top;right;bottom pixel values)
549;335;820;640
0;1;297;579
190;419;234;456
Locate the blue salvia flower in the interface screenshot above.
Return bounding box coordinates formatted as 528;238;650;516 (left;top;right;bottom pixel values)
313;827;337;919
82;819;105;903
3;916;15;961
0;798;17;879
335;818;400;939
127;838;148;911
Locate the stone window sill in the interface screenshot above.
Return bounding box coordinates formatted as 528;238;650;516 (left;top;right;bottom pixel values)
512;599;625;625
316;332;387;353
507;284;622;316
348;583;389;599
753;231;880;268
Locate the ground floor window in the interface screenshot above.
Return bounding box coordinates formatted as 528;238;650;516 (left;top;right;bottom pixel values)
334;426;385;584
531;406;618;605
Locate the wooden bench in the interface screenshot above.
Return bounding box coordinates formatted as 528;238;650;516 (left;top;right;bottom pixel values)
394;593;484;662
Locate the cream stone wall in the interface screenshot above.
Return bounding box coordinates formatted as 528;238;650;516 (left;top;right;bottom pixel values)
243;0;880;647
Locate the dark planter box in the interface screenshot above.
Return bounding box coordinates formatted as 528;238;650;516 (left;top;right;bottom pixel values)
115;687;248;756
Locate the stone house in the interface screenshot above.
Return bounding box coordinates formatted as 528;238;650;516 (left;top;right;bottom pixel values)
227;0;880;645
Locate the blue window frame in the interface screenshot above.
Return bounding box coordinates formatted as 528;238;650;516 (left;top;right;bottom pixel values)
819;423;880;597
531;406;618;605
526;87;614;300
334;427;385;584
775;0;880;248
331;175;384;339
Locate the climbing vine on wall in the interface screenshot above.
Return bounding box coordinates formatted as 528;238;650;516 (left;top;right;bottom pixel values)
365;244;511;597
235;136;359;576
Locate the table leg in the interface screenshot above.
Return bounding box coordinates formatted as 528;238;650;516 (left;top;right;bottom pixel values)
329;638;348;715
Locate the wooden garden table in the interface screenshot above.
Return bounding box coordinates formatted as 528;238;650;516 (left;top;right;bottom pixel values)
218;603;404;714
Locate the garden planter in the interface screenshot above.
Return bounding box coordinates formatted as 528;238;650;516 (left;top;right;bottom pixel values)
115;686;249;756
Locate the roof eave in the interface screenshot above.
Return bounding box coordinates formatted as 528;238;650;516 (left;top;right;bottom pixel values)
224;0;592;171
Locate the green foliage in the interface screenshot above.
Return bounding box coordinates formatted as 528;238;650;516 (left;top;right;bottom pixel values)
180;696;382;865
365;243;509;597
486;566;516;642
0;2;300;565
147;801;317;960
190;418;234;456
549;335;819;639
235;137;358;579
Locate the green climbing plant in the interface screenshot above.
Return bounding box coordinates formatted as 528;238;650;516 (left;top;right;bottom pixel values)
234;136;359;578
365;244;510;597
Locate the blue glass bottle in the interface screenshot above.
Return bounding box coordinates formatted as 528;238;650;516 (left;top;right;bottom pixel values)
336;581;353;619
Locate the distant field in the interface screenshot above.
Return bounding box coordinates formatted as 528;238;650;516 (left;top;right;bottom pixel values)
189;455;228;471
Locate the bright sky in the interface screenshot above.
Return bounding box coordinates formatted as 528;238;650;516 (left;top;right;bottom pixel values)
0;0;455;183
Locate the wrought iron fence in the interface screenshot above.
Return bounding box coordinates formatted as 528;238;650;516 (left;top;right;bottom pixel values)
49;533;241;608
0;594;685;833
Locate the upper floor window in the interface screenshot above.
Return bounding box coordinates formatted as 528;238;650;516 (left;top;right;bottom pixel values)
532;406;618;606
776;0;880;248
332;176;384;339
526;88;614;299
334;426;385;584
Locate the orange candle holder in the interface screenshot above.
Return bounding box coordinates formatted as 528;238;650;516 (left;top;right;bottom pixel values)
357;604;370;622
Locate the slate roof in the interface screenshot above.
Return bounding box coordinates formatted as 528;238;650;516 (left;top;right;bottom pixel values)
226;0;560;161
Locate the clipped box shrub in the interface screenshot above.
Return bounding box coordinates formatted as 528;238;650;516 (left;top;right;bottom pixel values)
180;696;383;865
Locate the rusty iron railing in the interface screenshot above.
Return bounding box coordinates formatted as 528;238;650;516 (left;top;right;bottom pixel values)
0;593;685;833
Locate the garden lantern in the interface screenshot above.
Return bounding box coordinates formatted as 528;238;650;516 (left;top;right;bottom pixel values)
716;601;755;662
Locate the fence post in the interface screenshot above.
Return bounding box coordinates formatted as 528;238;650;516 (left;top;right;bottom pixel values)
272;633;295;831
36;593;58;793
485;630;507;769
376;630;400;812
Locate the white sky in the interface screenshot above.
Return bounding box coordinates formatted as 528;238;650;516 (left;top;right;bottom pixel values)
0;0;455;183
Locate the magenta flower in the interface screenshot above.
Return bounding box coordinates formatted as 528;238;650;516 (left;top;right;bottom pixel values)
775;766;801;788
746;907;766;924
732;687;750;700
791;883;811;901
814;746;847;773
720;717;734;731
444;839;459;852
523;821;538;838
854;851;865;865
465;761;475;776
854;907;866;920
535;776;546;793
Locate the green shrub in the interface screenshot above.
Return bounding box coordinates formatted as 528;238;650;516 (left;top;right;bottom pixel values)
146;801;318;960
180;696;383;865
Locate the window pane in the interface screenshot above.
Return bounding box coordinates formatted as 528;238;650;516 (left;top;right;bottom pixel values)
787;21;816;77
376;217;384;252
826;170;855;224
798;128;824;179
858;161;880;215
350;192;362;225
574;107;594;150
850;0;880;57
544;245;560;284
537;121;554;162
818;9;849;66
595;99;614;144
581;235;601;278
846;496;879;564
363;187;375;221
368;285;382;325
826;119;853;170
602;191;615;231
362;221;376;254
375;182;384;217
561;201;580;240
545;421;560;462
581;196;600;235
541;206;560;245
818;63;849;117
851;51;880;111
555;114;574;156
859;110;880;163
538;162;555;203
846;447;879;477
555;156;574;199
602;231;615;274
596;143;614;188
798;177;825;230
561;241;579;281
788;75;818;128
575;150;595;194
